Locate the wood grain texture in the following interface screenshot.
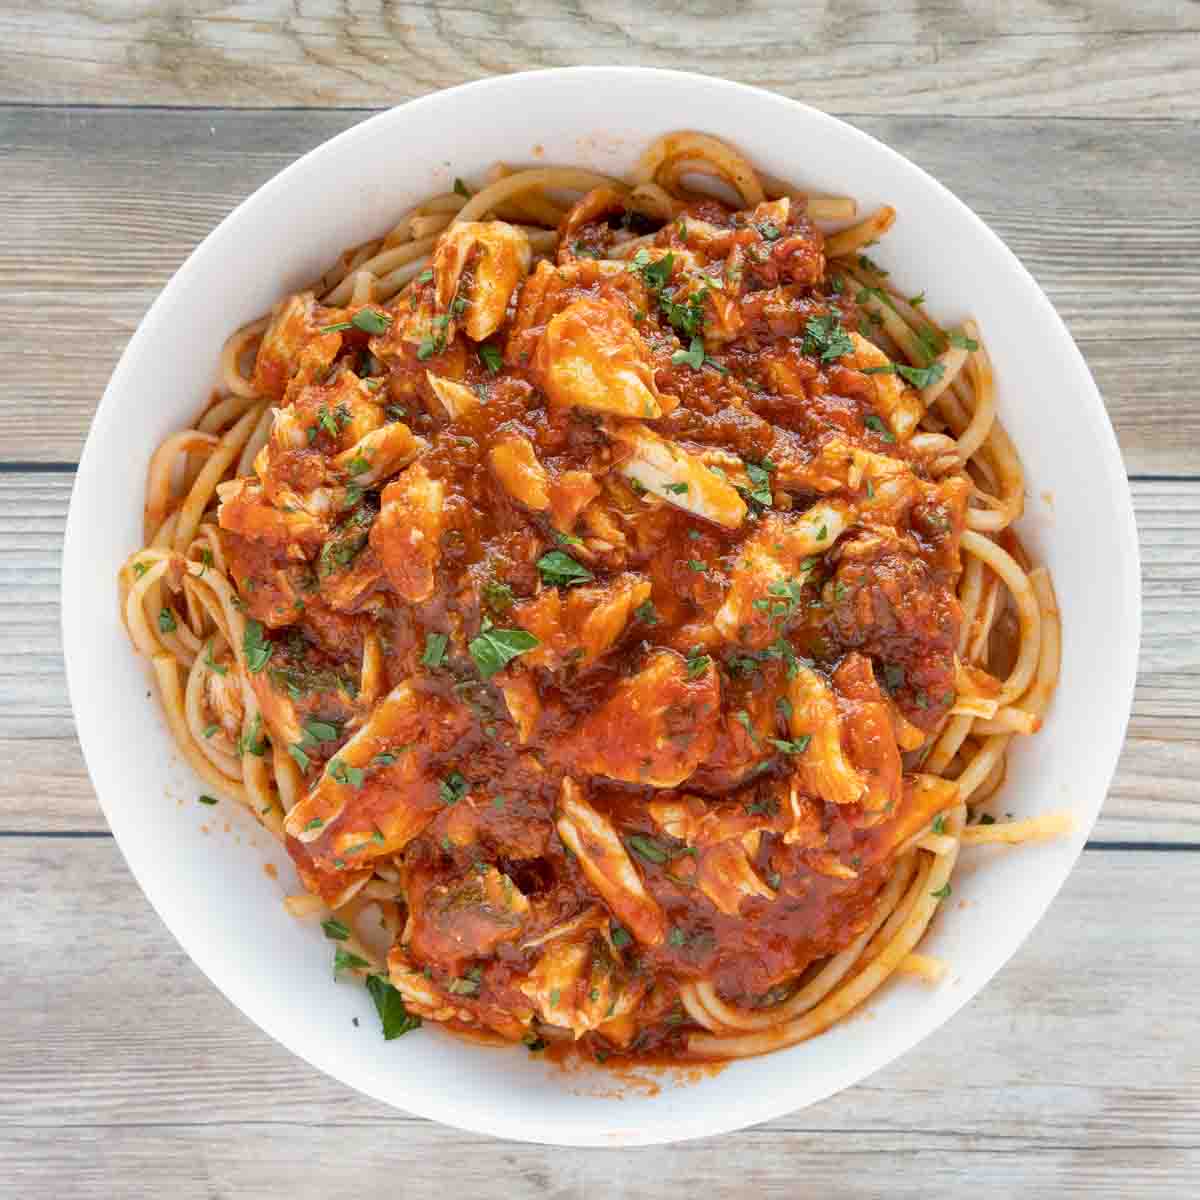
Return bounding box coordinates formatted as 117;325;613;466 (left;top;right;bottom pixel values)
3;0;1199;117
11;472;1200;839
1;839;1196;1195
0;108;1198;470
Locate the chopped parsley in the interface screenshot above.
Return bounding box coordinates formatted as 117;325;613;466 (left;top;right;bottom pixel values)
897;361;946;389
365;974;421;1039
203;640;227;676
302;717;340;744
932;814;947;836
333;947;369;976
197;794;218;806
453;176;471;197
242;619;273;673
628;248;675;292
477;343;503;373
610;926;632;950
482;580;514;612
801;312;854;362
734;709;758;743
931;883;952;900
634;599;658;625
321;918;350;941
439;771;468;805
626;834;669;865
668;927;687;947
447;965;483;996
157;607;177;635
671;336;705;370
768;734;811;755
743;458;775;507
685;646;711;679
863;413;896;443
416;334;444;361
321;308;393;336
421;632;449;668
536;550;594;587
237;713;266;757
468;625;539;679
664;481;690;495
329;758;365;789
949;331;980;351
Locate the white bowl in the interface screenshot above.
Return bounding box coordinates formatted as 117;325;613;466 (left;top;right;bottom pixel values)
62;67;1140;1146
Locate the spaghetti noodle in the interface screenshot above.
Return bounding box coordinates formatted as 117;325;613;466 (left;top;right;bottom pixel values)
119;132;1067;1063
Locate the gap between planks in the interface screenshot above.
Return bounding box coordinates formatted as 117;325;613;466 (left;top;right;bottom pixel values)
1;0;1198;116
0;108;1197;470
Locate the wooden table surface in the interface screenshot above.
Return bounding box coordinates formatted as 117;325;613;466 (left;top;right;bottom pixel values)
2;4;1198;1195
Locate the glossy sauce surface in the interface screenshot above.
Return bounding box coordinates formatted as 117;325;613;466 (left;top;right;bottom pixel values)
217;189;967;1060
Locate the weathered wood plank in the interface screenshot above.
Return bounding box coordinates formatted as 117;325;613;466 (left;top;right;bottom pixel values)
7;473;1199;839
2;0;1198;117
1;840;1196;1195
0;107;1197;471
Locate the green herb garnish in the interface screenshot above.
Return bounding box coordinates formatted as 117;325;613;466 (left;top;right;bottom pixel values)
536;550;594;587
468;626;539;679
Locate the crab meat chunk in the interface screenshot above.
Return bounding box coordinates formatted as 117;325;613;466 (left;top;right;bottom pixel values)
489;435;551;511
216;477;327;550
714;503;853;648
536;296;663;419
498;673;541;743
407;865;531;965
609;422;747;529
848;332;924;442
697;841;775;916
512;572;651;671
832;652;902;813
333;421;424;488
554;649;721;787
434;220;532;342
426;372;482;422
786;664;866;812
518;913;646;1038
251;292;342;402
282;680;471;868
371;463;445;603
555;779;668;947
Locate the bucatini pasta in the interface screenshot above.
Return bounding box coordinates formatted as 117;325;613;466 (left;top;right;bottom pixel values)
119;131;1067;1062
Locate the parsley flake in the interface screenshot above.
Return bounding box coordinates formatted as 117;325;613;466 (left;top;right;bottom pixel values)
468;626;539;679
536;550;594;587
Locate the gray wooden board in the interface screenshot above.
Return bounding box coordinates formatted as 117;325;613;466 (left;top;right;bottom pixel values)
1;840;1196;1195
2;0;1199;118
0;107;1197;472
3;4;1199;1184
5;471;1196;842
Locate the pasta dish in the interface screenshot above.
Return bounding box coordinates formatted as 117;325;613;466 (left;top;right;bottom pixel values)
119;132;1067;1063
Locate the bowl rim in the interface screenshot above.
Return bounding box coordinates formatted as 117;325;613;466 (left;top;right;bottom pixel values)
62;65;1141;1146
